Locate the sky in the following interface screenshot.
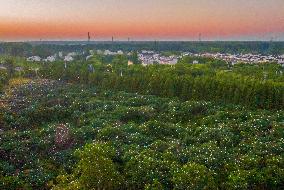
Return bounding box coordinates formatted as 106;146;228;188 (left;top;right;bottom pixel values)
0;0;284;41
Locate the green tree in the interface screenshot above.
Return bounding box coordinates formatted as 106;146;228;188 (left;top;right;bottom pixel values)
54;142;122;190
130;51;141;65
172;162;216;190
3;58;15;78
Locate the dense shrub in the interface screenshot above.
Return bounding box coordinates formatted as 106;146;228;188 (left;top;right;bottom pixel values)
0;78;283;189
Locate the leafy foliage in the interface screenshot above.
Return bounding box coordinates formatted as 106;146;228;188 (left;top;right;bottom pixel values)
0;80;283;189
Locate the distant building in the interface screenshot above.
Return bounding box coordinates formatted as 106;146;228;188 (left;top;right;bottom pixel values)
104;50;113;55
169;58;178;65
117;50;124;55
58;52;63;58
64;55;74;62
193;60;199;64
27;56;41;62
44;55;56;62
68;52;77;56
97;50;103;54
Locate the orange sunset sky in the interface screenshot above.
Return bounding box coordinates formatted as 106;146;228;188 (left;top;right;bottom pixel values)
0;0;284;41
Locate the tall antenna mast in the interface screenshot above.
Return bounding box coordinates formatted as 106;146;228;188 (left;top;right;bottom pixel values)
88;32;91;42
199;33;202;42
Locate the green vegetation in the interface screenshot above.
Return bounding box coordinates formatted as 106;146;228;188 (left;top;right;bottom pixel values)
0;51;283;189
0;79;283;189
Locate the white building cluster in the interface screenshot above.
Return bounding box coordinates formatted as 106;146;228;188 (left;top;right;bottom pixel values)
27;52;77;63
27;56;41;62
189;52;284;65
26;48;284;67
138;51;178;65
96;50;125;56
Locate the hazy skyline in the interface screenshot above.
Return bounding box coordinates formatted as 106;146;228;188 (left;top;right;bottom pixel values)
0;0;284;41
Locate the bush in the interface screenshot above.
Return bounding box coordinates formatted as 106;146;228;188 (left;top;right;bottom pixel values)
172;162;216;190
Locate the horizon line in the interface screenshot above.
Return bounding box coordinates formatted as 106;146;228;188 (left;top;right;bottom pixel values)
1;40;284;43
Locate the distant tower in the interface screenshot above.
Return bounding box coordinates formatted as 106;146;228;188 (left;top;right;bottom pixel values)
112;36;114;42
88;32;91;42
199;33;202;42
128;37;130;42
154;40;159;52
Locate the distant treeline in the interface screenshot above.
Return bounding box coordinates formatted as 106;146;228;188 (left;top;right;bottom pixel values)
1;41;284;57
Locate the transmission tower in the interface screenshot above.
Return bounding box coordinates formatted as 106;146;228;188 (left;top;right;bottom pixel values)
88;32;91;42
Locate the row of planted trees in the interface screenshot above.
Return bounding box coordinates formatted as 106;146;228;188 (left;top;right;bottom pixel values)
1;56;283;109
34;60;283;109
